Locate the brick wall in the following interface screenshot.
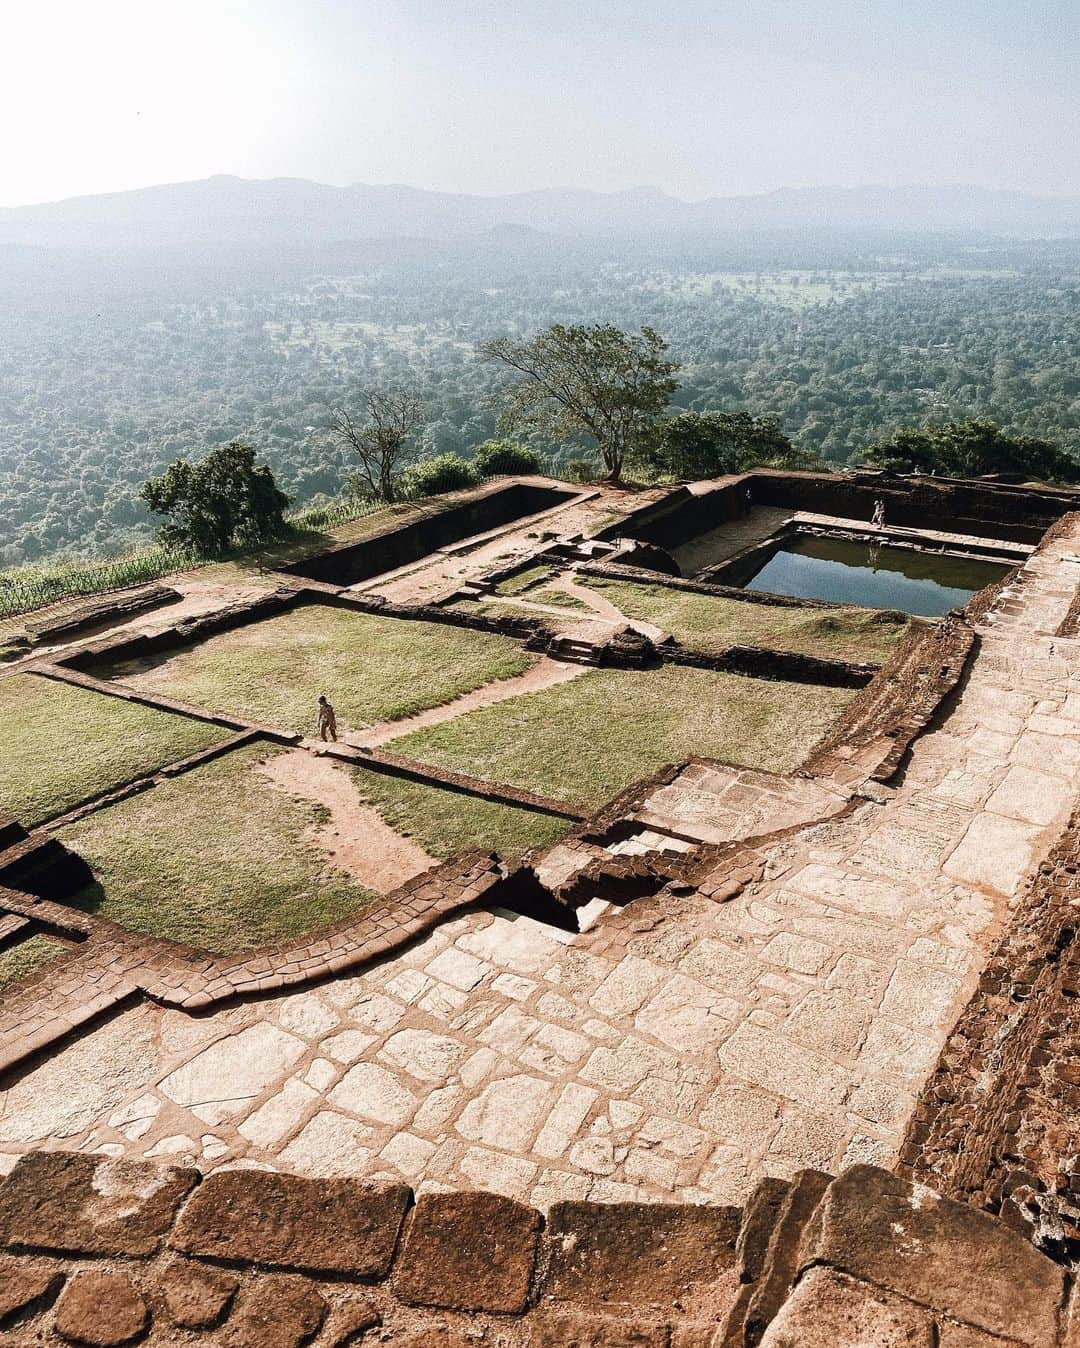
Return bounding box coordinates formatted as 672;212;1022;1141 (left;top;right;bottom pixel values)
0;1154;1073;1346
900;814;1080;1265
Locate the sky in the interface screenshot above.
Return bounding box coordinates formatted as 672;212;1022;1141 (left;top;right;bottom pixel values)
1;0;1078;208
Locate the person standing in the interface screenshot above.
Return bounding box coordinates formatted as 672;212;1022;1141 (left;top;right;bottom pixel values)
316;695;338;742
872;498;886;529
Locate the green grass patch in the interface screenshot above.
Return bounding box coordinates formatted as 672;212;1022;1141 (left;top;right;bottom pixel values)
494;564;556;596
0;674;225;826
108;605;534;735
394;664;855;808
352;768;573;860
62;745;380;953
0;934;69;993
581;576;914;663
531;587;591;611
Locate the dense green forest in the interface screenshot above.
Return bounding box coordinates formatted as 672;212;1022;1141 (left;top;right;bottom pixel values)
1;229;1078;564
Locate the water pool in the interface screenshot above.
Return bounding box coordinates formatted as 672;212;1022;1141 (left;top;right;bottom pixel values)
743;534;1010;617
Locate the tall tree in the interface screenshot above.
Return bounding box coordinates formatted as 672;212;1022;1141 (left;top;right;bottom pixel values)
653;411;819;479
329;389;426;503
479;324;680;482
140;442;290;555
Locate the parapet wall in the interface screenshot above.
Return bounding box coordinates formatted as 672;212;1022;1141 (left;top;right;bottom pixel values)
0;1153;1073;1347
609;470;1079;552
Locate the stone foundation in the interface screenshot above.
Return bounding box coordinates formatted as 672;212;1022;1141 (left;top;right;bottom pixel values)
0;1152;1073;1347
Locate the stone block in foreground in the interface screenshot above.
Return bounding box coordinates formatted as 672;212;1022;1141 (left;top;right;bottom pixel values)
543;1200;741;1311
394;1190;541;1313
169;1169;410;1276
798;1165;1067;1347
0;1152;197;1258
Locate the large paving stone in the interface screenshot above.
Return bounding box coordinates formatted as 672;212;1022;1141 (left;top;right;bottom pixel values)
159;1023;307;1115
759;1267;935;1347
943;812;1042;896
543;1200;739;1311
799;1166;1066;1346
394;1191;541;1313
0;1152;197;1257
53;1269;149;1347
170;1170;410;1276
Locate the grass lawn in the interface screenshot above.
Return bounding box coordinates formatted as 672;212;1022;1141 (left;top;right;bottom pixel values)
581;576;915;664
0;935;69;994
108;605;534;735
393;664;856;808
0;674;225;826
494;564;556;596
351;768;573;861
61;745;381;953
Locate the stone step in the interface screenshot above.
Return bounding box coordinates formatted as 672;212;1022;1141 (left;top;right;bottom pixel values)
733;1168;833;1347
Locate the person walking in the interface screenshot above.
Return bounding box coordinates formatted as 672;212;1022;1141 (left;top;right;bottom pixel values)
316;695;338;742
872;498;886;529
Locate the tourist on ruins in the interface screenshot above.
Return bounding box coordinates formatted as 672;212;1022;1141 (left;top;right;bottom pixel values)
316;695;338;742
872;498;886;529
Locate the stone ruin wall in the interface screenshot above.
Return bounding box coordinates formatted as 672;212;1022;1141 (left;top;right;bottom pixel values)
0;1150;1076;1347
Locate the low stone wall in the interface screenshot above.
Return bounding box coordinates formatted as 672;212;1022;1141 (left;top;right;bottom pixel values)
0;1153;1071;1347
801;614;975;786
900;812;1080;1264
578;560;843;610
279;480;581;587
20;584;182;644
663;642;877;689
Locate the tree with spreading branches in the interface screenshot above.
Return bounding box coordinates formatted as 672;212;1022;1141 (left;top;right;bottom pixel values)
329;388;426;503
479;324;680;483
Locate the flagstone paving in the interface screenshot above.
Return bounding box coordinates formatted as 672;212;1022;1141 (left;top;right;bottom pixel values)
1;522;1079;1209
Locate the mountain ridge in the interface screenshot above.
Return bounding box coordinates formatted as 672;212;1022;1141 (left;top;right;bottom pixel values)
3;177;1079;247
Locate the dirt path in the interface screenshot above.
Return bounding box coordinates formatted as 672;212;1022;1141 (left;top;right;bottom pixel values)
259;749;436;892
548;572;666;639
347;655;589;749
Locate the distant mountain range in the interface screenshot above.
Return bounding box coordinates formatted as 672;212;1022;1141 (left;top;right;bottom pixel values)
2;177;1079;249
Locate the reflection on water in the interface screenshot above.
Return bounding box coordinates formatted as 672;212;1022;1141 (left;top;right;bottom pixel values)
744;535;1009;617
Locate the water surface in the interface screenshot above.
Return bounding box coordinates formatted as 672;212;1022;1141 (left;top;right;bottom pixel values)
744;535;1008;617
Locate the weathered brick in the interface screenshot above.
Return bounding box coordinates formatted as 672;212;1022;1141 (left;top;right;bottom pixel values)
0;1152;196;1258
222;1275;326;1348
0;1255;63;1325
170;1170;410;1276
53;1270;149;1347
159;1261;238;1330
735;1177;791;1283
394;1191;540;1313
798;1166;1065;1347
543;1201;740;1311
527;1313;672;1347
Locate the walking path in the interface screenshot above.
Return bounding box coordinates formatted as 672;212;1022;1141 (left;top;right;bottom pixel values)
347;657;587;750
1;521;1078;1210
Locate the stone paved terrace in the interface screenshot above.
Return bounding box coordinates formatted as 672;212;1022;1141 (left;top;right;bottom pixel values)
2;517;1080;1212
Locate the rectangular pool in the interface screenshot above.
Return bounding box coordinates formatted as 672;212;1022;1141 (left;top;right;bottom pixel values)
742;534;1010;617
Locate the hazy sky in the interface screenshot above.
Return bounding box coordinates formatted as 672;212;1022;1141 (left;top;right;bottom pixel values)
3;0;1077;207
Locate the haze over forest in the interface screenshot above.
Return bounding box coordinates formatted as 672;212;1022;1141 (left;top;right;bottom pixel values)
2;175;1079;565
